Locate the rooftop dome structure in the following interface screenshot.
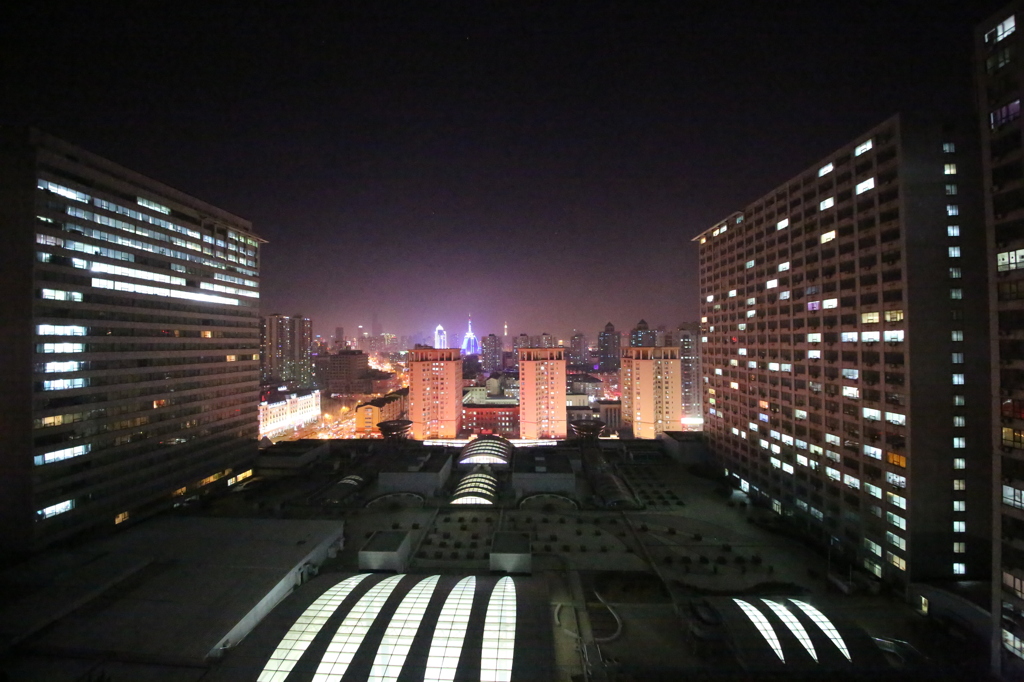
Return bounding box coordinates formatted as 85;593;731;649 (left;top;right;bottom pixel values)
457;435;514;465
451;467;498;505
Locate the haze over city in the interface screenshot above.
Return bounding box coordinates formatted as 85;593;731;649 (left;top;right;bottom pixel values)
1;0;1000;338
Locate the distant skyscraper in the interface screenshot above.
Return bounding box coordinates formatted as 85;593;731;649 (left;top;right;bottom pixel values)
675;322;703;429
335;326;345;348
620;347;681;439
513;333;530;369
0;129;261;552
481;334;503;372
629;319;657;347
460;316;481;355
519;348;567;439
569;332;588;367
598;322;622;371
408;348;462;439
261;314;313;385
434;324;447;349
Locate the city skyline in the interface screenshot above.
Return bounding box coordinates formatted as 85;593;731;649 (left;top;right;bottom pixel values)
1;2;1004;338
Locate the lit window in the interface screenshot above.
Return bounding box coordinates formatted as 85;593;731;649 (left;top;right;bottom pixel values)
954;416;965;427
950;267;961;278
818;163;834;177
947;225;960;237
952;330;963;341
824;298;838;309
41;288;83;302
34;444;91;466
778;261;790;272
884;309;904;322
733;599;784;662
943;142;956;153
991;99;1022;130
777;218;789;230
767;279;778;289
952;352;963;364
954;500;966;512
944;163;957;175
954;395;965;406
780;290;790;300
953;521;966;533
887;531;906;550
953;542;965;553
946;205;959;216
950;289;962;300
855;178;875;195
746;260;755;269
862;312;879;324
986;15;1016;44
820;197;835;211
953;438;966;449
954;479;966;490
953;563;966;575
257;574;371;682
952;374;964;385
37;499;75;519
945;184;958;196
807;301;821;311
855;140;873;156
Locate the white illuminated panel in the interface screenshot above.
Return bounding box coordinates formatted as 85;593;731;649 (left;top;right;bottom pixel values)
92;278;239;306
367;575;440;682
762;599;816;662
734;599;784;662
313;574;405;681
257;573;370;682
460;455;507;464
424;576;476;682
451;496;494;505
789;599;851;662
481;577;516;682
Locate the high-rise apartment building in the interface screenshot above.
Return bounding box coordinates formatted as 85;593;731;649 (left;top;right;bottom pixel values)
481;333;503;372
696;114;991;587
408;347;462;439
630;319;657;347
598;322;622;371
674;322;703;429
620;347;682;439
569;332;589;368
519;348;567;439
0;128;262;552
260;314;312;385
976;5;1024;674
313;350;369;394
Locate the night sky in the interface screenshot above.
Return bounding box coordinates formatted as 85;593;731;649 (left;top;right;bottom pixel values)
2;0;1003;343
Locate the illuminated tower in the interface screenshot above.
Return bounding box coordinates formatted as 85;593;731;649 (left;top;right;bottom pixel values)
519;348;567;439
481;334;503;372
598;322;622;371
621;347;681;439
408;348;462;439
434;324;447;349
460;315;481;355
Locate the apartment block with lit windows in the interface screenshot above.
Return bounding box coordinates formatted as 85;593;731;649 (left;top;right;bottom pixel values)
976;4;1024;673
695;113;990;588
408;347;462;439
621;346;682;439
519;348;567;439
0;128;262;553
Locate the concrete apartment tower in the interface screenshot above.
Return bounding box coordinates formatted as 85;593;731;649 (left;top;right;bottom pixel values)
976;4;1024;674
519;347;567;439
260;314;313;385
0;128;262;552
408;347;462;439
695;114;991;590
621;346;682;439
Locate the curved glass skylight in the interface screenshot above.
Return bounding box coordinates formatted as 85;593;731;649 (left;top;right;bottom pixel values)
258;573;370;682
424;576;476;682
451;495;493;505
761;599;817;662
789;599;852;662
461;455;507;464
733;598;784;662
367;575;439;682
458;437;514;465
481;577;516;682
313;574;405;681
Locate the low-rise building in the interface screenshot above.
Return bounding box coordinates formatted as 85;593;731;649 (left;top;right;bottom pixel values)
259;388;321;438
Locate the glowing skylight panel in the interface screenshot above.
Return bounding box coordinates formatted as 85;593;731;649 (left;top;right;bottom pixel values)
368;575;439;682
734;599;784;662
425;576;476;682
258;573;370;682
761;599;817;661
314;574;405;681
481;577;516;682
789;599;851;662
